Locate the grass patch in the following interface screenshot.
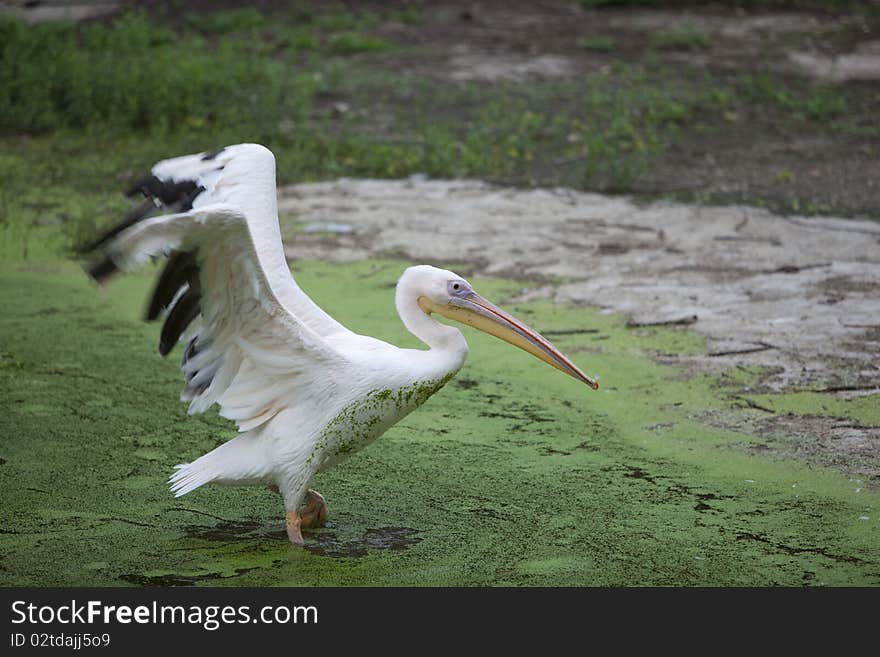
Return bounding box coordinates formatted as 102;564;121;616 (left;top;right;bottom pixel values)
563;67;728;189
0;9;868;264
744;74;847;122
649;27;710;52
0;13;317;134
579;35;616;52
0;63;733;261
775;168;796;185
394;6;423;24
277;26;320;52
330;33;391;55
0;5;742;263
189;8;266;34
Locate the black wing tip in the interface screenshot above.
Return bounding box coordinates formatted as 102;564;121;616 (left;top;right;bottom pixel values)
80;168;204;276
126;174;202;208
144;250;199;322
76;197;159;256
182;336;199;368
125;174;157;198
86;256;119;283
158;289;202;358
180;185;205;212
201;147;226;161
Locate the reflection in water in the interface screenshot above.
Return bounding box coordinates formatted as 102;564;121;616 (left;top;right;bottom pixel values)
183;519;422;558
304;527;422;558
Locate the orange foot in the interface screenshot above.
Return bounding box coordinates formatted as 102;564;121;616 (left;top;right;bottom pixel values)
285;489;328;546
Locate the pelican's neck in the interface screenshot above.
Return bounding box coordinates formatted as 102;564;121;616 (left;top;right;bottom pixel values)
395;287;468;357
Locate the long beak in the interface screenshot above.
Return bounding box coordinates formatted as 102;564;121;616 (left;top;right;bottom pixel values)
419;291;599;390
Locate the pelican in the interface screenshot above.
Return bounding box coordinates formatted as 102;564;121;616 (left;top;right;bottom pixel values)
80;143;599;546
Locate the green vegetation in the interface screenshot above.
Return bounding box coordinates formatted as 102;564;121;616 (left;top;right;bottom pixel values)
775;168;796;184
393;6;423;25
0;7;867;261
190;8;266;34
0;13;316;134
566;67;716;188
745;74;847;122
330;33;391;55
649;27;710;51
1;260;877;585
579;36;616;52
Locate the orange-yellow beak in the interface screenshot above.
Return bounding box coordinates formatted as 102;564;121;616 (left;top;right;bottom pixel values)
419;291;599;390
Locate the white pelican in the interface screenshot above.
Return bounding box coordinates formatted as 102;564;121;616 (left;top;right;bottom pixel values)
81;144;599;545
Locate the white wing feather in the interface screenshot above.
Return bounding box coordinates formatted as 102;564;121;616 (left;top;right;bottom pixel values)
151;143;350;338
100;144;351;431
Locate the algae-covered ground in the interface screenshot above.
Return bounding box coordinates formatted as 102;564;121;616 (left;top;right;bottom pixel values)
1;1;878;587
1;259;877;586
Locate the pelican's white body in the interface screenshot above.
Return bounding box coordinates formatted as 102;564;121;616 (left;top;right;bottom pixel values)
101;144;470;514
195;339;463;512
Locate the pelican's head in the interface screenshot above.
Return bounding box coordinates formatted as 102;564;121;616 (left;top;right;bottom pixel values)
399;265;598;390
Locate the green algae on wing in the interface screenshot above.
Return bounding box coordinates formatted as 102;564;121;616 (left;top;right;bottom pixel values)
0;259;878;586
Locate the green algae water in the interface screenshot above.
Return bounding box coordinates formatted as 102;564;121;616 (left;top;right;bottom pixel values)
0;259;877;585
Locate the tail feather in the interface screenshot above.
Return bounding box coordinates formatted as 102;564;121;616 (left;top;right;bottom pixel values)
167;433;270;497
168;460;215;498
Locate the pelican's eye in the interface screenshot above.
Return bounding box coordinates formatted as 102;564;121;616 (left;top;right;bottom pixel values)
448;280;472;297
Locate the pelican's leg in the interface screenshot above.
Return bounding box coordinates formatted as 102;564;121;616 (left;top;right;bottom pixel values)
282;489;327;546
285;510;304;546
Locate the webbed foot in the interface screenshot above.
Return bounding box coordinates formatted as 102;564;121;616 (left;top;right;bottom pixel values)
299;489;328;529
285;489;328;546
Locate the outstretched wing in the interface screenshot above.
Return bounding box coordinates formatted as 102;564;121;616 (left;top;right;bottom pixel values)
81;143;351;431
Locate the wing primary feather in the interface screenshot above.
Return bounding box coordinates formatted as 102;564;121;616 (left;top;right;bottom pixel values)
146;250;199;321
87;256;119;283
125;174;157;198
159;289;202;356
78;144;351;432
126;175;201;206
179;186;206;212
201;147;226;161
77;197;159;254
181;336;199;368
